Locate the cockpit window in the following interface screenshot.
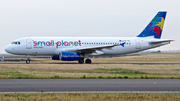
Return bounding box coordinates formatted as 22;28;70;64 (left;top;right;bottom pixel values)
11;41;20;45
11;42;15;44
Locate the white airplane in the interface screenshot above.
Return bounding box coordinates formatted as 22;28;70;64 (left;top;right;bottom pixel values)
4;11;173;64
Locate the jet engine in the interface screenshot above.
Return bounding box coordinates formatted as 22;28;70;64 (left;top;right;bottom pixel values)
52;51;83;61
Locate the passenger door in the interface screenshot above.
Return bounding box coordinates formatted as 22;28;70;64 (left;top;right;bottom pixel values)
135;39;141;49
26;38;32;49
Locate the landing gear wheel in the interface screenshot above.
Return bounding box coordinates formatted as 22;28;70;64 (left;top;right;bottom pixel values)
85;59;92;64
26;60;30;64
78;58;84;64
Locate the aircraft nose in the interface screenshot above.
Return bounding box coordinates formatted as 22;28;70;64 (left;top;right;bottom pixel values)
4;45;11;53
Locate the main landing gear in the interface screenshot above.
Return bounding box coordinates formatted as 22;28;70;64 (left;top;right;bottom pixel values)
85;59;91;64
78;58;92;64
78;58;84;64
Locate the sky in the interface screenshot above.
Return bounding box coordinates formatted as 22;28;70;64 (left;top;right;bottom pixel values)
0;0;180;53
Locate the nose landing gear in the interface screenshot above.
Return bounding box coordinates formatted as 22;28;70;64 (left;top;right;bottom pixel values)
26;56;30;64
26;60;30;64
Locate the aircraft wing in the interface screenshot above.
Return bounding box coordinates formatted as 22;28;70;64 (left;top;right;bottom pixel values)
65;44;119;54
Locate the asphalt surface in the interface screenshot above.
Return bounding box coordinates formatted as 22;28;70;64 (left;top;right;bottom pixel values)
0;79;180;92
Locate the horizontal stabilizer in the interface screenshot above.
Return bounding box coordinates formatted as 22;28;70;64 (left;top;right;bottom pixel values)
149;40;174;44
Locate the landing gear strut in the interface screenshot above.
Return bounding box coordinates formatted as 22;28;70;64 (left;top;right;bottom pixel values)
85;59;92;64
78;58;84;64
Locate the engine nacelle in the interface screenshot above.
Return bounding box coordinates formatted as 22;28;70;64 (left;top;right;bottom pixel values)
52;51;82;61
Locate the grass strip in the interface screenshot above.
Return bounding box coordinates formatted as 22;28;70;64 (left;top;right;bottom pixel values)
0;69;179;79
95;68;148;76
0;93;180;101
0;75;180;79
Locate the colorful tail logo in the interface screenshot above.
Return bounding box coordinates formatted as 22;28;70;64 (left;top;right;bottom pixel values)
137;11;167;39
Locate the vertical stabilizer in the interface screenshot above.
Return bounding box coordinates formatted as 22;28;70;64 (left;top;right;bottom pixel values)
137;11;167;39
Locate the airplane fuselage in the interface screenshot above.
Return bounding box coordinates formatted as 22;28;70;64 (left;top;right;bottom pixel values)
5;37;169;56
